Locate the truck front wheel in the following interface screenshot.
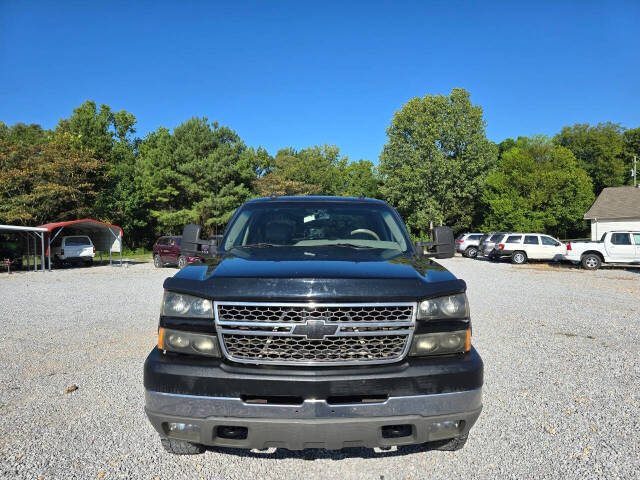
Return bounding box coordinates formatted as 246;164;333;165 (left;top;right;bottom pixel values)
581;254;602;270
160;438;205;455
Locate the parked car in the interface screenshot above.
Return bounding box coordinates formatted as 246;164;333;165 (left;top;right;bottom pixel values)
479;232;510;260
495;233;565;264
144;196;483;455
52;235;95;266
153;236;203;269
456;233;484;258
564;231;640;270
153;236;183;268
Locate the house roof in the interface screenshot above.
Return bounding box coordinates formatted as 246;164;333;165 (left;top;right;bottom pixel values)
584;186;640;220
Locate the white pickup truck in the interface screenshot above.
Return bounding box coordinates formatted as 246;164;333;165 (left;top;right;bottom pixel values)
564;231;640;270
52;235;95;266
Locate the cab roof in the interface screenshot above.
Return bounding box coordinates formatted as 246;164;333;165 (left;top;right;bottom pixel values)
246;196;388;205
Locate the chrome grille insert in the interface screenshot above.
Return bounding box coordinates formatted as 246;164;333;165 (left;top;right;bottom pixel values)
214;302;416;365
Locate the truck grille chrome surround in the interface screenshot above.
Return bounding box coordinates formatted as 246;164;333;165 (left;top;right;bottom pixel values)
214;302;416;365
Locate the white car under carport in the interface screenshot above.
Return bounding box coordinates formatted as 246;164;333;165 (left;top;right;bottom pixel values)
39;218;124;269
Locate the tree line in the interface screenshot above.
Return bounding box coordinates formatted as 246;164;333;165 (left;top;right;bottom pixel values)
1;88;639;248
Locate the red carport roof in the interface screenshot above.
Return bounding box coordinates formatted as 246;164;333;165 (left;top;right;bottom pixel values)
38;218;123;236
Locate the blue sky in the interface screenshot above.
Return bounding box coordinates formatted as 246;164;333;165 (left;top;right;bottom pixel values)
1;1;638;162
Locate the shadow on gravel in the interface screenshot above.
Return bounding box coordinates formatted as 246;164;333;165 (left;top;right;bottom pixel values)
204;442;448;461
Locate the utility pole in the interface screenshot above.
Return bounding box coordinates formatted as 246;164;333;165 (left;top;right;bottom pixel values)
632;155;638;188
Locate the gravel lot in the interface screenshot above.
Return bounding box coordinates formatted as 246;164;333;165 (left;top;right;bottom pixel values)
0;258;638;479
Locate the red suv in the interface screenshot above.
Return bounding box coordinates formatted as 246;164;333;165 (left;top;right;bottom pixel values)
153;236;203;269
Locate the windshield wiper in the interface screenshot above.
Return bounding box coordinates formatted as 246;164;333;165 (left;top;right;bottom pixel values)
329;243;378;249
230;243;284;249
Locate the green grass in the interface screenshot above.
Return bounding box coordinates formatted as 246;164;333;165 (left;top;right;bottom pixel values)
120;248;153;261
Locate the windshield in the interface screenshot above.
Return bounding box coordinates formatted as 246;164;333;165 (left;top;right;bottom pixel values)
65;236;92;246
223;201;410;252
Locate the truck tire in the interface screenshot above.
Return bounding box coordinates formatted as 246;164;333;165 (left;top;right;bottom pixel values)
153;254;163;268
511;251;527;264
581;253;601;270
178;255;187;269
431;433;468;451
160;438;205;455
465;247;478;259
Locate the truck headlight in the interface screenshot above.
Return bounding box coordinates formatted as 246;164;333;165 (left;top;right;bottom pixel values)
158;328;221;357
162;292;213;318
417;293;468;320
409;330;470;356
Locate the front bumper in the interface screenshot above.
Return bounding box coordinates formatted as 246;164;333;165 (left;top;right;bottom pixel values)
145;389;482;450
144;347;483;450
144;347;483;398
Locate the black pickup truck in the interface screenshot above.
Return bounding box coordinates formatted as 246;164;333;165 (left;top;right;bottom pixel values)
144;196;483;454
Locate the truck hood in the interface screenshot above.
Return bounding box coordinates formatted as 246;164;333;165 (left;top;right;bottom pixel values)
163;249;464;302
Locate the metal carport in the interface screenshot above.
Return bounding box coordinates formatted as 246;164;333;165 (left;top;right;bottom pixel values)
39;219;124;270
0;225;47;272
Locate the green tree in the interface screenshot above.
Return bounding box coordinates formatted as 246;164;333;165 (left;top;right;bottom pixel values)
55;101;146;244
253;144;377;198
622;127;640;185
378;88;497;236
0;122;50;145
343;159;380;198
554;122;625;194
481;136;594;238
498;138;517;159
0;133;101;224
137;118;259;236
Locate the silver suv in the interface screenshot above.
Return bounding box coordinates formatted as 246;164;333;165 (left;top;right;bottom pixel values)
456;233;484;258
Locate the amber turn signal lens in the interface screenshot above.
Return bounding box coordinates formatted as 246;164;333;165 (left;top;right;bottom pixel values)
158;327;166;350
465;329;471;352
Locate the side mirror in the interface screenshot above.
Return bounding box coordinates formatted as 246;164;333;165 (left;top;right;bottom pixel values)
414;226;455;259
431;226;454;258
181;224;203;256
210;234;223;247
202;234;224;255
181;224;219;258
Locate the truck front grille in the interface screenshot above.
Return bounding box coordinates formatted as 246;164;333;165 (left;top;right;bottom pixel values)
215;302;416;365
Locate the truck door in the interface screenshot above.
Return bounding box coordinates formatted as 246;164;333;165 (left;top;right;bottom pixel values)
606;233;635;261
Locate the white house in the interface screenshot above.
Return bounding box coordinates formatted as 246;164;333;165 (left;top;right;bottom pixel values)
584;186;640;240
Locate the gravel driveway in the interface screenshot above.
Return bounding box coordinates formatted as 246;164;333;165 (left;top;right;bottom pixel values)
0;258;638;479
